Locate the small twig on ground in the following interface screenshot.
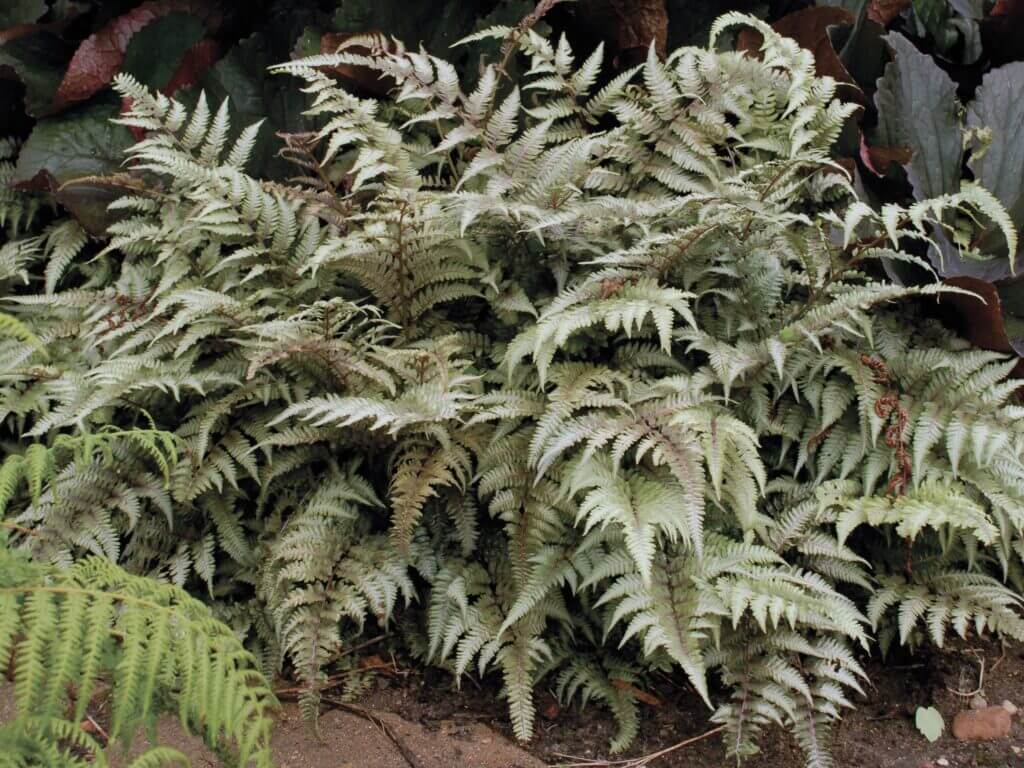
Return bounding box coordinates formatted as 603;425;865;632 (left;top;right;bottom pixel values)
446;711;492;721
947;653;985;698
274;667;379;697
273;635;395;696
322;696;427;768
991;641;1009;674
338;633;390;659
550;754;603;767
83;713;109;743
548;725;726;768
0;521;41;537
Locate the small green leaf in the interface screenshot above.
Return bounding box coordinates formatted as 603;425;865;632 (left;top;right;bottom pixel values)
915;706;945;742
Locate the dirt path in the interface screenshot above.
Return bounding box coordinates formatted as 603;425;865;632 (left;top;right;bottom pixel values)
0;680;544;768
116;704;545;768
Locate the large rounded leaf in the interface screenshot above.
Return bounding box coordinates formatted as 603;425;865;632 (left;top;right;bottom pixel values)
967;61;1024;265
13;102;135;234
875;32;962;202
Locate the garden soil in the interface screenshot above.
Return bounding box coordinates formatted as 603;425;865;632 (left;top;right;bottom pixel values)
4;638;1024;767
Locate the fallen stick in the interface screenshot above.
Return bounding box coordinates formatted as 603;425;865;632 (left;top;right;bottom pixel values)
549;725;726;768
338;633;390;658
273;659;398;697
322;696;427;768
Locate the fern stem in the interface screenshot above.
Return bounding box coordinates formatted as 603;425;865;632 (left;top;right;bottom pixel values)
0;521;41;537
0;586;221;639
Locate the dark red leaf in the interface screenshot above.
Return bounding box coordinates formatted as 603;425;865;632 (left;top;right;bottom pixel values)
0;16;80;117
162;37;219;94
992;0;1024;15
52;0;221;111
120;39;219;142
834;156;856;180
14;169;125;235
941;277;1024;377
576;0;667;68
735;26;760;55
13;101;137;233
121;96;146;141
0;6;79;45
774;7;861;96
0;24;42;45
859;134;913;177
983;0;1024;64
608;0;668;59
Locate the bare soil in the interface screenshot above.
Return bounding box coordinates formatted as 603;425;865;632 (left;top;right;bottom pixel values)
350;639;1024;768
5;639;1024;767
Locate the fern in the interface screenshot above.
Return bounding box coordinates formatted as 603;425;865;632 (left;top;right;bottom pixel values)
0;537;275;766
259;461;413;721
556;656;641;754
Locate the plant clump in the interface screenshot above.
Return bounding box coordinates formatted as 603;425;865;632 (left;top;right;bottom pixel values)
1;11;1023;767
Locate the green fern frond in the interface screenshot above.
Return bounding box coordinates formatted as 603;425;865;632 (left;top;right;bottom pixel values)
0;541;276;766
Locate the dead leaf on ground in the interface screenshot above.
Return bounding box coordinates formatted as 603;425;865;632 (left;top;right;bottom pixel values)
539;692;560;720
609;678;665;707
358;654;398;675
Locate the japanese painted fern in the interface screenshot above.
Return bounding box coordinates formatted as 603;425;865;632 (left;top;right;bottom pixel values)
2;11;1023;768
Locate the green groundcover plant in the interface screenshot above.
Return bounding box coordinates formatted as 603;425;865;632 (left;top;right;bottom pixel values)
2;11;1024;767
